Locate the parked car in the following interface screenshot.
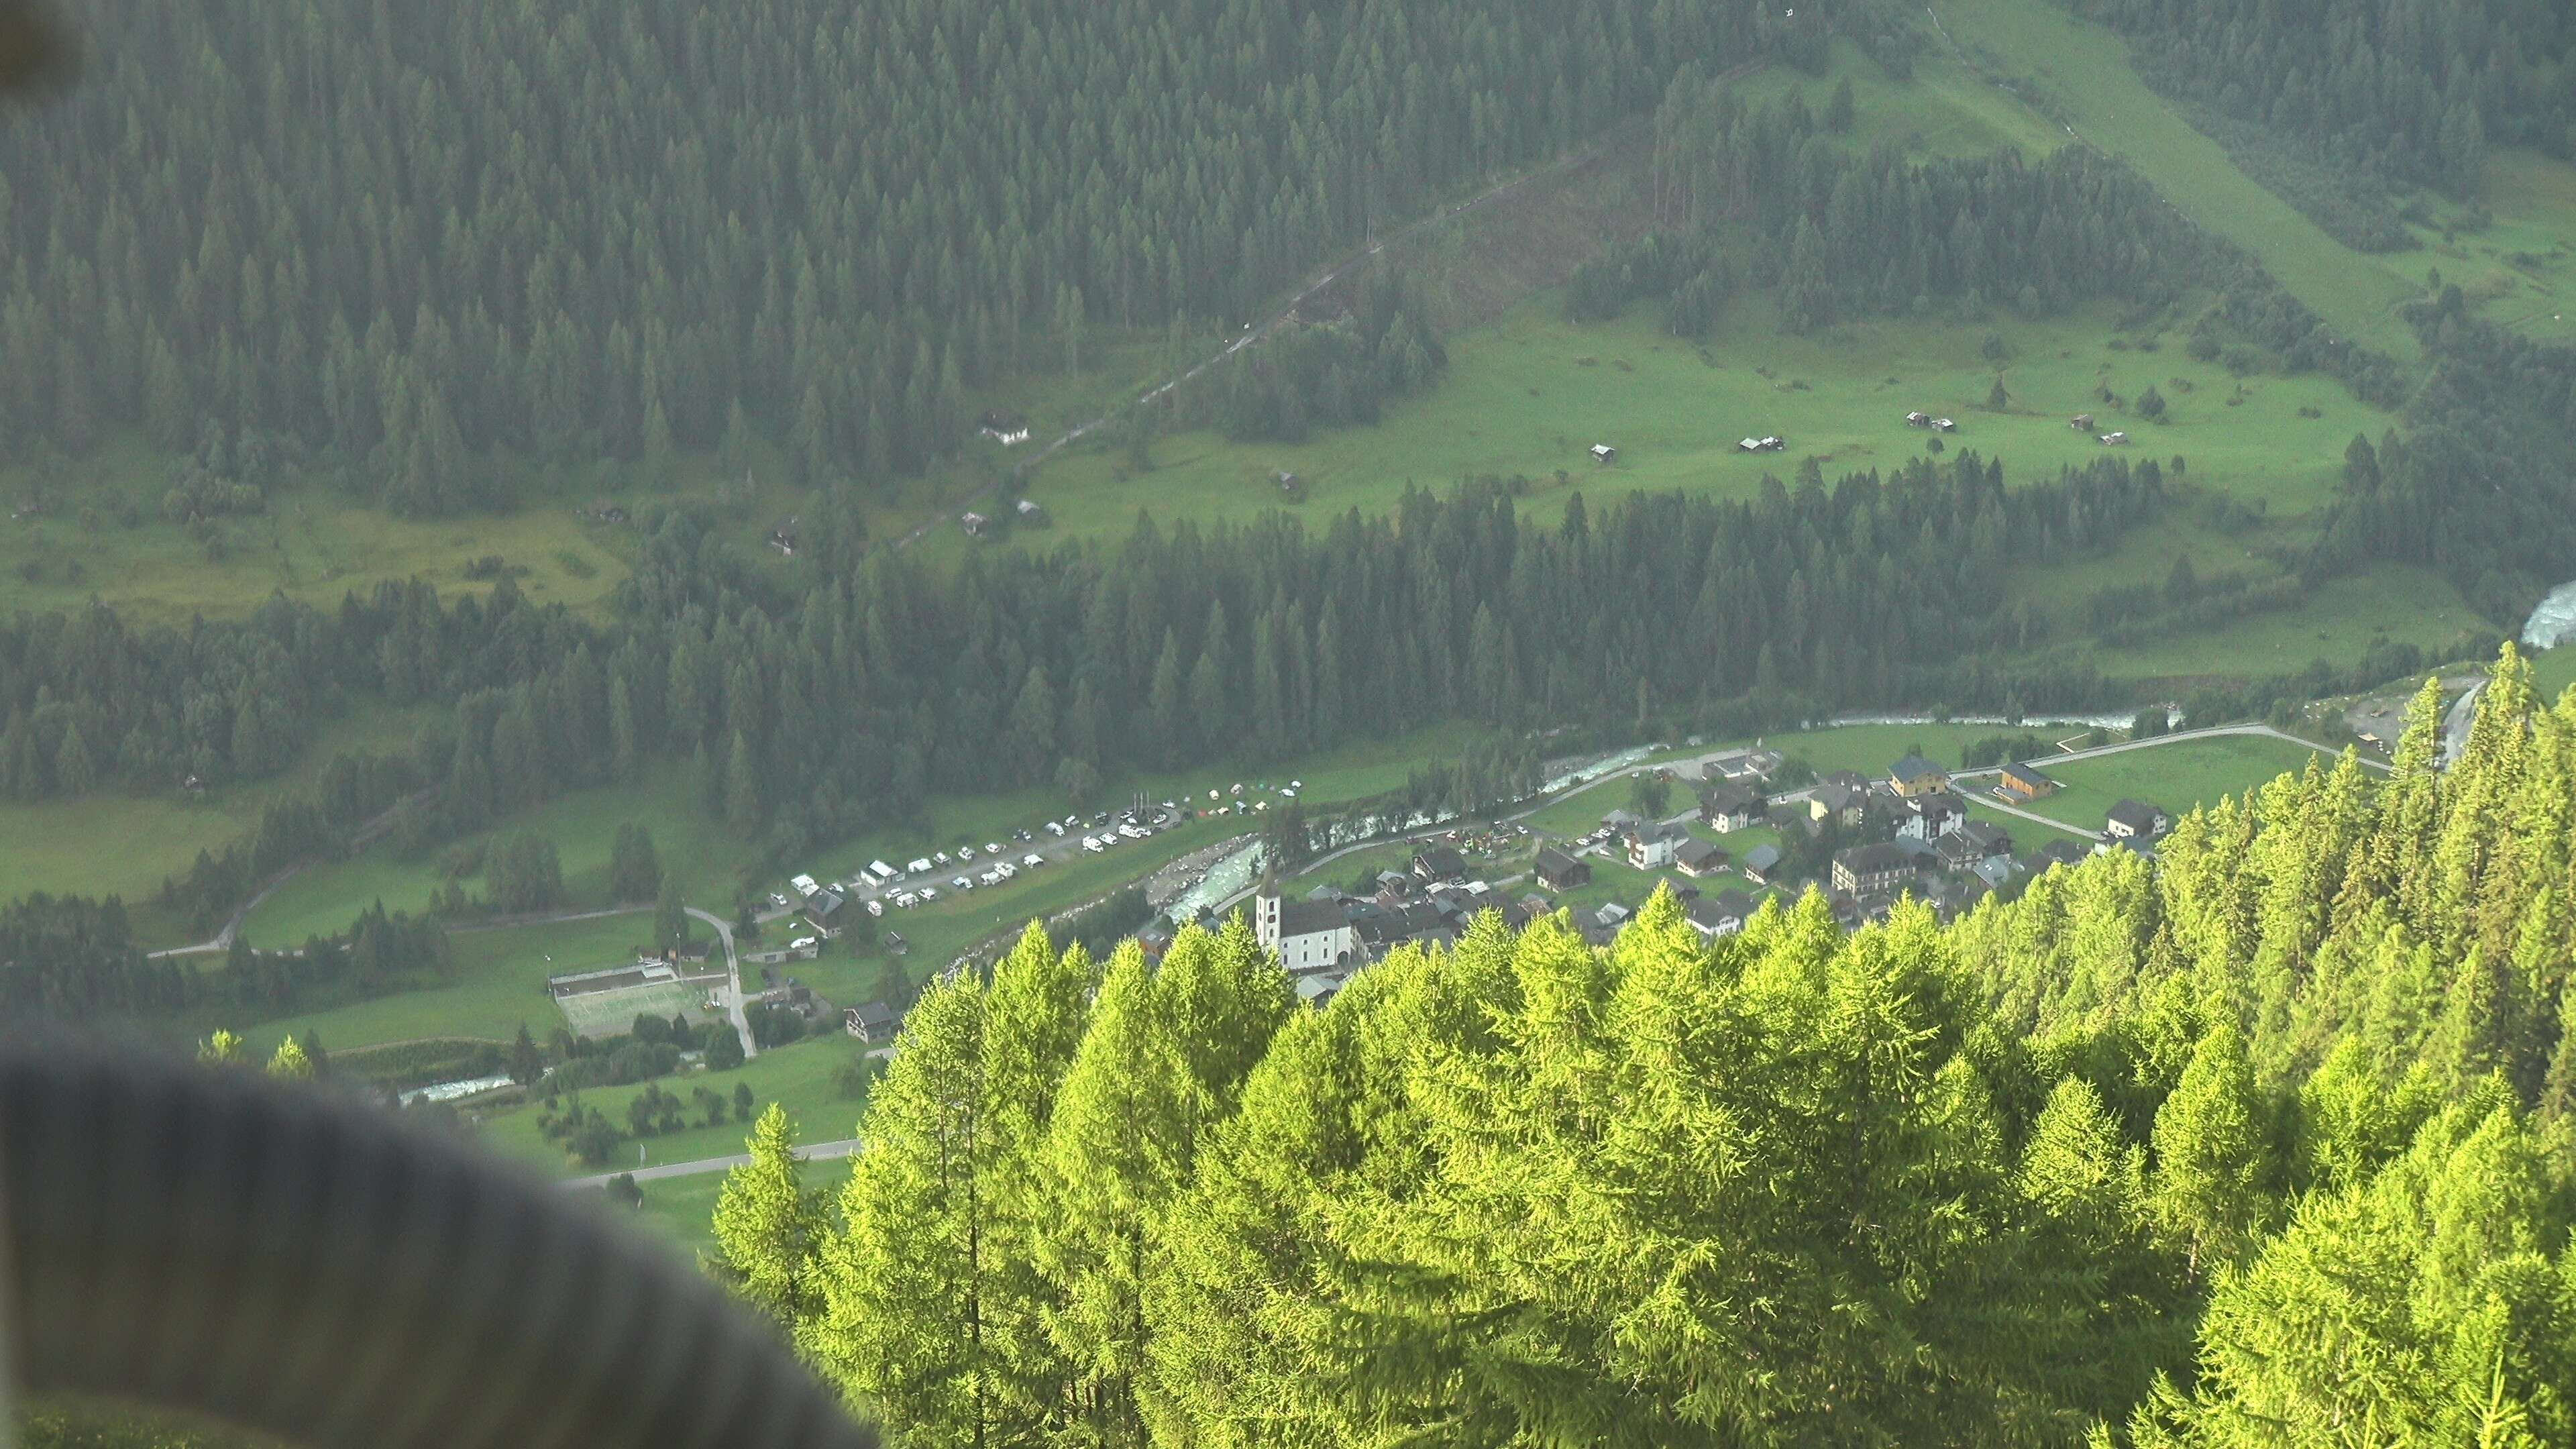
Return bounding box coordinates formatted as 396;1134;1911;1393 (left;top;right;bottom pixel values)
918;888;940;902
865;899;885;917
1022;853;1043;868
789;936;817;952
957;845;976;861
934;851;951;865
952;875;973;890
1046;821;1065;836
1083;837;1104;853
768;893;790;908
894;892;918;908
984;841;1003;854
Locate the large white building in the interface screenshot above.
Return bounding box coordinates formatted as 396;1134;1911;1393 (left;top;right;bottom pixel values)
1254;889;1354;974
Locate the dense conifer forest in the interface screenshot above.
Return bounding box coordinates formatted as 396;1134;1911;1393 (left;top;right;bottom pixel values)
704;652;2576;1448
0;0;1828;509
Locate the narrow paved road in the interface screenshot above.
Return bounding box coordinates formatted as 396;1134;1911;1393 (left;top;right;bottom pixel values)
686;906;758;1064
561;1138;862;1191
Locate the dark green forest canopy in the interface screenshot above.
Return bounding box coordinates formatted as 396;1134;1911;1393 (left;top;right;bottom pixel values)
0;0;1827;511
727;652;2576;1448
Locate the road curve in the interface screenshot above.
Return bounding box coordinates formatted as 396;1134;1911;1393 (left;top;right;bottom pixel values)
560;1138;863;1191
686;906;759;1063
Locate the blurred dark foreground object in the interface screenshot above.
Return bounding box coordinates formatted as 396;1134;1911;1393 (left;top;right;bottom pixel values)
1;1039;877;1449
0;1;74;95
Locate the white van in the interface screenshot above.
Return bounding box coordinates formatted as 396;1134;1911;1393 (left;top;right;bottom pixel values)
1083;836;1104;853
1022;853;1043;869
865;899;885;917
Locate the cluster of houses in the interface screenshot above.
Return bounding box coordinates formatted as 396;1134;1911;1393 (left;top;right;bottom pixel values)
1796;753;2171;928
975;409;1032;446
1534;747;2180;942
1254;845;1554;1006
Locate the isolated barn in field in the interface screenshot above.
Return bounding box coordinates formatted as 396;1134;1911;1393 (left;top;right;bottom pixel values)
2099;431;2129;446
961;511;990;536
1931;417;1956;432
1590;444;1617;464
1905;411;1932;427
2070;413;2095;430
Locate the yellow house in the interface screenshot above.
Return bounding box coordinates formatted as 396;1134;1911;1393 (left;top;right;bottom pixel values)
1890;754;1949;799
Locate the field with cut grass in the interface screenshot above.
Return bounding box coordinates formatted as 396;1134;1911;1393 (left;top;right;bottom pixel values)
0;703;441;942
2006;733;2341;839
1014;292;2384;559
1929;0;2426;363
2075;564;2489;683
232;912;662;1056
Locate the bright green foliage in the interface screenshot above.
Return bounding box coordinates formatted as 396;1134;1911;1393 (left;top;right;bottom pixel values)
708;1102;821;1332
262;1036;313;1079
763;650;2576;1446
197;1030;245;1065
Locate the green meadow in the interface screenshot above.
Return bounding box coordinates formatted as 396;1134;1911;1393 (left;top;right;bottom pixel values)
469;1030;873;1177
1014;292;2385;559
234;912;659;1055
2012;733;2342;839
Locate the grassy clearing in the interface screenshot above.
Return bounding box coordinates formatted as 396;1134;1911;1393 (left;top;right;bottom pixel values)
1930;0;2425;363
470;1031;872;1177
232;912;659;1055
244;772;757;945
1732;40;2070;164
2449;150;2576;344
2078;564;2487;683
621;1171;728;1260
1022;292;2383;557
2535;646;2576;702
2021;735;2337;837
0;704;439;944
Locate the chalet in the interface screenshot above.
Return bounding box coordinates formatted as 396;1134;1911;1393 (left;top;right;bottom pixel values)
1833;843;1915;898
843;1000;901;1044
1931;417;1957;432
1701;782;1763;832
2024;839;2094;874
976;409;1032;446
1590;444;1618;464
2070;413;2095;431
2098;834;2157;861
1937;820;2013;872
1735;435;1786;453
2099;431;2130;446
1016;498;1044;520
1626;821;1686;871
1595;902;1632;929
1255;889;1355;973
1890;754;1950;798
1741;843;1785;885
1601;808;1642;834
1811;781;1870;828
1998;761;2059;801
1896;792;1964;841
1274;470;1299;492
1411;845;1469;884
1293;971;1350;1008
961;511;991;537
1905;411;1933;427
802;890;847;931
2105;799;2169;840
1684;895;1744;940
1534;845;1591;892
1673;838;1729;877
